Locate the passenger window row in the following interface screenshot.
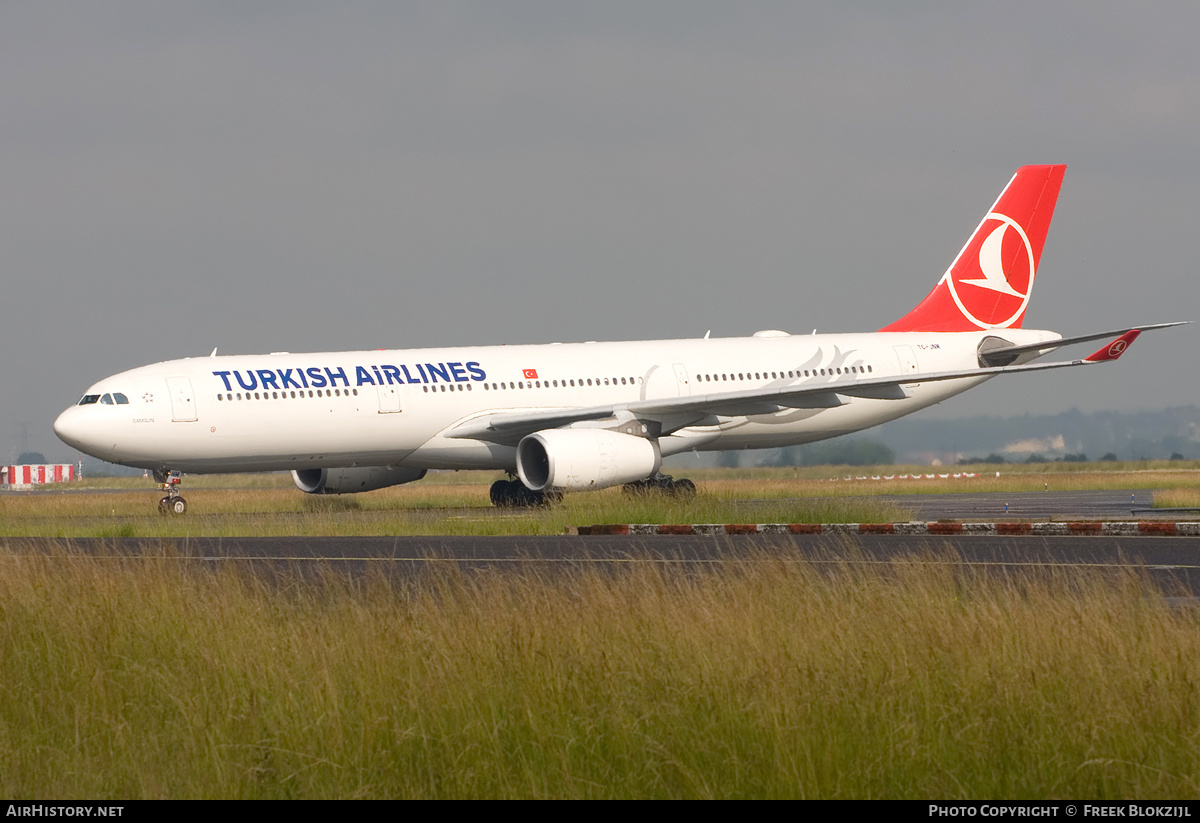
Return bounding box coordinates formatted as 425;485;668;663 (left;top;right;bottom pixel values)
481;376;640;391
216;389;360;401
203;363;878;404
698;365;873;382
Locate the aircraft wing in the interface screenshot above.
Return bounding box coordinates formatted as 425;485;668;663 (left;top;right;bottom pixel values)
445;326;1178;445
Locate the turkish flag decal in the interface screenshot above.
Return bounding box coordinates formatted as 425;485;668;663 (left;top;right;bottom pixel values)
523;368;538;379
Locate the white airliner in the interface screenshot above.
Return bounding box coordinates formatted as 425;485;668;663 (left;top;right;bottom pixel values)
54;165;1183;513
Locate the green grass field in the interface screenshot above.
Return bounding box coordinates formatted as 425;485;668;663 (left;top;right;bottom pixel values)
2;474;909;537
1;548;1198;798
5;462;1200;537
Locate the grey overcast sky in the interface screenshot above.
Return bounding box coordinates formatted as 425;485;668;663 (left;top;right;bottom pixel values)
4;1;1198;462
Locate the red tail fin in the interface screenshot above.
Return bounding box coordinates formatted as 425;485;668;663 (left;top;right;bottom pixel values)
880;165;1066;332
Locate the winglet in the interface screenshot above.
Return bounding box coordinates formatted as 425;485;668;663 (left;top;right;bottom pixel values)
1083;329;1142;362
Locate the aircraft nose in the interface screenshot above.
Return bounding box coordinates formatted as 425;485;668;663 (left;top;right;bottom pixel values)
53;406;91;453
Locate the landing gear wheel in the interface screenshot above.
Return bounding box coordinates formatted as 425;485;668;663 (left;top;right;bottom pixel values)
490;479;555;508
158;495;187;515
520;486;546;507
622;478;654;495
490;479;516;507
623;474;697;496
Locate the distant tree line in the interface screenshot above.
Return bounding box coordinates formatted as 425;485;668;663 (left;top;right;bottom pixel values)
879;405;1200;463
957;451;1187;465
763;438;896;468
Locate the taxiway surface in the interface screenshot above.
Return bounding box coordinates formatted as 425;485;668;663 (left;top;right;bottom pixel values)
6;533;1200;595
879;488;1157;520
5;488;1198;591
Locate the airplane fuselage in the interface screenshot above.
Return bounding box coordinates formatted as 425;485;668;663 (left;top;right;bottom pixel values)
53;327;1057;475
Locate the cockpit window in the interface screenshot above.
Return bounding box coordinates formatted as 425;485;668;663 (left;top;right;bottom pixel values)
78;392;129;406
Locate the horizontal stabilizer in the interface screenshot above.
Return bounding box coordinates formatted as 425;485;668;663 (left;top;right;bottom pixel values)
978;321;1187;366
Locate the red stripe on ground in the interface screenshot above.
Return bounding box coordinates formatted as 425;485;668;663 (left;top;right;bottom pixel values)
586;524;630;535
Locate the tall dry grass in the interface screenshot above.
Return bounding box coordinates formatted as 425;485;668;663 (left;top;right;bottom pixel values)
1154;489;1200;509
1;547;1198;798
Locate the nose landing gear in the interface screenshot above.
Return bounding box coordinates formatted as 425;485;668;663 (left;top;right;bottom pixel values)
153;469;187;515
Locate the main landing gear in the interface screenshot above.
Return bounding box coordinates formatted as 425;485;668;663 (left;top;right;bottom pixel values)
622;473;697;497
153;469;187;515
489;478;562;508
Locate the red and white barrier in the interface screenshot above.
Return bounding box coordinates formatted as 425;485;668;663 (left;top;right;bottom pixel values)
2;464;76;488
823;473;983;482
578;521;1200;536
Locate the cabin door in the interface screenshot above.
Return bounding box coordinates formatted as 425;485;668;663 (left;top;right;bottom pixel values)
165;377;198;422
377;383;402;413
892;346;920;387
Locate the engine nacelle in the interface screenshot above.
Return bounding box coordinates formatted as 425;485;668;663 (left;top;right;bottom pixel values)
291;466;427;495
517;429;661;492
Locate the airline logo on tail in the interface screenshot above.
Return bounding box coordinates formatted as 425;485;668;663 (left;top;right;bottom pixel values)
880;165;1065;333
947;211;1036;329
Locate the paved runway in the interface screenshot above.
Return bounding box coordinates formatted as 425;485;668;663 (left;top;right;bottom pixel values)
7;533;1200;595
3;485;1187;520
877;488;1159;520
5;488;1199;593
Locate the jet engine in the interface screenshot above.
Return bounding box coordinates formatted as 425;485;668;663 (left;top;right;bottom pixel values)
516;429;660;492
291;466;427;495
